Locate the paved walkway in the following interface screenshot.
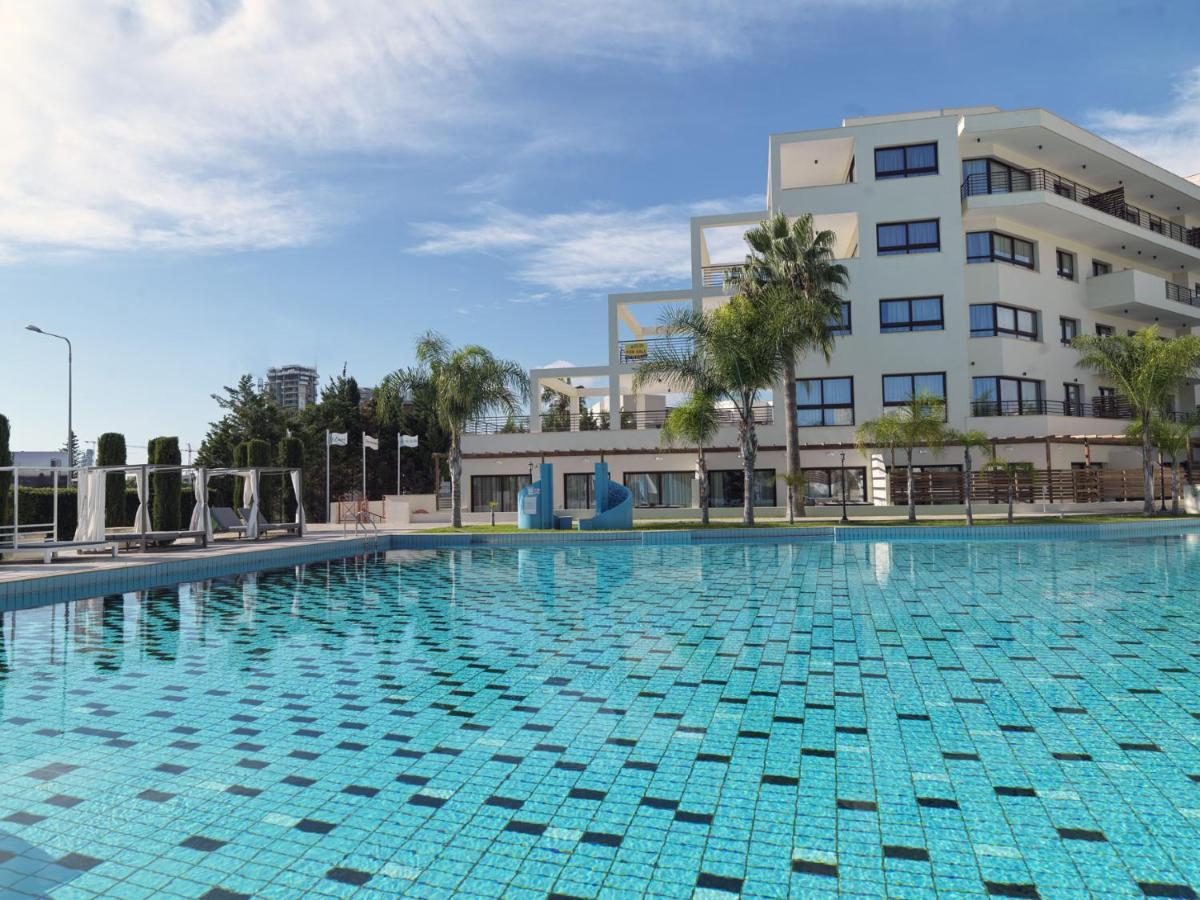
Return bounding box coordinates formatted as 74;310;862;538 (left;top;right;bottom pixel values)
0;523;437;586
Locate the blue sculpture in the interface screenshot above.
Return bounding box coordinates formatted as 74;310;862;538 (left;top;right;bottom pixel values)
517;463;573;530
578;462;633;530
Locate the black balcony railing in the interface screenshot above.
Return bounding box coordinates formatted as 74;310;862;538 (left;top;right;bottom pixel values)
465;405;773;434
701;264;738;288
618;336;693;364
971;397;1192;421
1165;282;1199;306
962;167;1200;249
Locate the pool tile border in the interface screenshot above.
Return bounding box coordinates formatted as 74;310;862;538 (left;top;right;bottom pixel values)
5;518;1200;610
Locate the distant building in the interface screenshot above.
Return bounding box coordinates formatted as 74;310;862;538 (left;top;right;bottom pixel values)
10;449;91;485
262;365;318;412
359;386;375;410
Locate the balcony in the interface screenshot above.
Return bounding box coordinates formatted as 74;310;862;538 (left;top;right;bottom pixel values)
962;168;1200;248
1085;269;1200;326
465;405;773;435
618;335;692;365
970;397;1192;421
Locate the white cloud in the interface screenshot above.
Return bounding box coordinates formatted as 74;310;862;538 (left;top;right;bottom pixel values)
1090;66;1200;178
411;197;759;293
0;0;936;258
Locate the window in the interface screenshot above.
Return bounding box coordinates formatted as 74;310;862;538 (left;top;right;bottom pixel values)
709;469;777;508
1092;259;1112;277
829;301;851;336
882;373;947;414
1095;323;1115;337
962;158;1032;194
1056;250;1076;280
803;468;867;504
966;231;1035;268
879;296;944;332
971;376;1044;416
1065;386;1084;417
1060;317;1080;344
564;473;593;509
624;472;692;508
970;304;1039;340
875;142;938;179
796;377;854;426
471;474;531;512
877;219;940;255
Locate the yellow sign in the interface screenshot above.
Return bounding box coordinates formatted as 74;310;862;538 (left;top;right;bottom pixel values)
624;341;648;359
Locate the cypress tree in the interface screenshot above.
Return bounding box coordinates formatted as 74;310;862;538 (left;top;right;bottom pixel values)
278;436;304;521
149;436;182;533
97;432;126;527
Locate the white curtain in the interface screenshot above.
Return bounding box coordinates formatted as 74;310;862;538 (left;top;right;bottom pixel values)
133;467;149;535
188;467;213;542
73;468;106;542
246;469;261;539
290;469;306;533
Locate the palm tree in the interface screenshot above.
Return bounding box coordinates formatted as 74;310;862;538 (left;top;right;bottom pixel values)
637;296;782;524
659;392;721;525
948;429;994;525
377;332;528;528
1072;327;1200;516
856;391;948;522
1128;412;1200;515
728;213;849;520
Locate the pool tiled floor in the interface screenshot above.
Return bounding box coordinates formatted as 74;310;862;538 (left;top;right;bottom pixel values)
0;538;1197;897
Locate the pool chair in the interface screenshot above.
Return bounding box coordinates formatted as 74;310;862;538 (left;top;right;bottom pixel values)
211;507;249;538
238;508;302;538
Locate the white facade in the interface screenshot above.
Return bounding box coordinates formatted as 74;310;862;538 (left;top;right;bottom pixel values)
462;106;1200;515
263;364;318;412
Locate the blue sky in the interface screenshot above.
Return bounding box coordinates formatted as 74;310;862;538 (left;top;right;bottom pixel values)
1;0;1197;461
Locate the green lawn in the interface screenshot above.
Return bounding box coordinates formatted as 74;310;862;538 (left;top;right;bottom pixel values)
422;512;1198;534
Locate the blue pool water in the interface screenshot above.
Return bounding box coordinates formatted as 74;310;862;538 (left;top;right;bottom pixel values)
1;537;1200;898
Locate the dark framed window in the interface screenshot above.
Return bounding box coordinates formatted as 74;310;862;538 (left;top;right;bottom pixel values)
624;472;692;508
471;474;531;512
829;301;851;336
796;377;854;426
1092;259;1112;277
971;376;1044;416
1064;383;1083;415
875;142;938;179
879;296;944;332
970;303;1038;340
709;469;777;508
883;372;947;414
1056;250;1076;280
961;158;1032;194
877;219;940;255
966;231;1035;268
564;473;593;509
1095;323;1115;337
1059;317;1080;344
803;467;867;504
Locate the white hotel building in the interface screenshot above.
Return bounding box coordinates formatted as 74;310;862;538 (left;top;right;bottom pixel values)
461;106;1200;517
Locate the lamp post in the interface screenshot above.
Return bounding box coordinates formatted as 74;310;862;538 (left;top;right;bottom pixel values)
26;325;72;470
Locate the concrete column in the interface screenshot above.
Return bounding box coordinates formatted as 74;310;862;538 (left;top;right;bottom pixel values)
609;379;622;431
530;378;541;433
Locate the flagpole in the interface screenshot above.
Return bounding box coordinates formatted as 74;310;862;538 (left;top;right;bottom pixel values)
325;429;330;524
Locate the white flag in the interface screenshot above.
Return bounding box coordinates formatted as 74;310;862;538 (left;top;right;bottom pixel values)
328;431;348;446
363;434;379;451
400;434;419;448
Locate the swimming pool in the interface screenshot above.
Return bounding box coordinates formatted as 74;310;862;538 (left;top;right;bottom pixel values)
1;536;1199;898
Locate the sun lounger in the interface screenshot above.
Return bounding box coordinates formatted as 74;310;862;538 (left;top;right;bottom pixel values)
212;507;248;537
238;508;302;538
0;540;118;564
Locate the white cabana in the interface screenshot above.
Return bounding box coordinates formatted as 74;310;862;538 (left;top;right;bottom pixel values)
188;466;214;543
73;467;106;543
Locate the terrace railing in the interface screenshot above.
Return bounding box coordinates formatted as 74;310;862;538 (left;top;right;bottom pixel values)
890;466;1180;506
970;397;1192;421
1165;282;1199;306
961;167;1200;249
618;335;693;364
465;405;773;434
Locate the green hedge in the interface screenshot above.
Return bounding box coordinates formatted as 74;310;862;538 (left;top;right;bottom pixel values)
97;432;127;527
4;486;195;541
149;437;182;532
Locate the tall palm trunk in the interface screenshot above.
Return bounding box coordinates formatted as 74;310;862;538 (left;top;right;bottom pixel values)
697;446;709;525
1170;452;1180;515
1141;412;1155;516
783;364;804;518
963;447;974;526
904;448;916;522
739;402;758;526
449;433;463;529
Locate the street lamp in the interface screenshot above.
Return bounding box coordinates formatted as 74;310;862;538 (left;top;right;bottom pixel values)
26;325;72;469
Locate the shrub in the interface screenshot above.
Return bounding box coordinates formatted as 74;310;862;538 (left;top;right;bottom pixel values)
278;436;303;521
149;436;182;532
235;439;273;515
97;432;127;527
